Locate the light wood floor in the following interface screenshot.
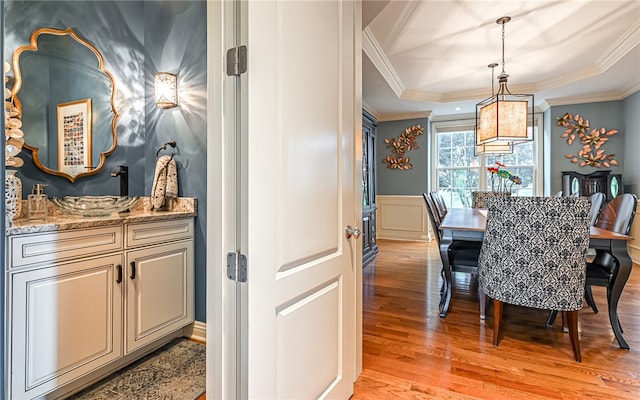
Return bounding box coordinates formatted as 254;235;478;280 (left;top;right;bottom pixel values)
199;239;639;399
352;239;640;399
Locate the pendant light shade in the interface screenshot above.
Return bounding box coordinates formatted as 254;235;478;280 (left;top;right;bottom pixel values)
475;16;534;146
475;140;513;155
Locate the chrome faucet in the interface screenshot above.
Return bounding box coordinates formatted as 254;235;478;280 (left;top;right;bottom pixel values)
111;165;129;197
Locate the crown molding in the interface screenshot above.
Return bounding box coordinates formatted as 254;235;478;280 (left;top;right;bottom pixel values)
376;110;432;122
598;20;640;71
622;81;640;98
362;101;380;121
543;91;628;108
362;27;404;98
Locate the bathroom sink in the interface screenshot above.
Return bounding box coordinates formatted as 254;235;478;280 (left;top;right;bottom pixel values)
51;196;139;217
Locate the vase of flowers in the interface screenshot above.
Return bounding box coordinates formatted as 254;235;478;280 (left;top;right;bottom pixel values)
472;162;522;208
487;161;522;193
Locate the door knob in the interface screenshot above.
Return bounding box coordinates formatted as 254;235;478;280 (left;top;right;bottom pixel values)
345;225;362;239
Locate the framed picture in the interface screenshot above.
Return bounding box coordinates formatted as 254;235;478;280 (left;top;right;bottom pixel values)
57;98;92;176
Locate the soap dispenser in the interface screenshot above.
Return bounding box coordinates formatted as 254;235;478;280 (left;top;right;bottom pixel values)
28;183;48;221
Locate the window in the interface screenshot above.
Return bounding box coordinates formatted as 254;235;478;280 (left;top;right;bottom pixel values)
432;115;543;208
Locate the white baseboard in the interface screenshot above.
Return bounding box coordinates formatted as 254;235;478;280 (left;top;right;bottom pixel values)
183;320;206;343
376;195;431;242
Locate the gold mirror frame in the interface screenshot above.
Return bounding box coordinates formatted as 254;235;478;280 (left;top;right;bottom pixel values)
11;27;119;182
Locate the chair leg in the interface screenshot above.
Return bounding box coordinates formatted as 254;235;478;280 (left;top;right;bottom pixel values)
546;310;558;327
565;310;582;362
585;285;598;313
478;288;486;320
492;298;503;346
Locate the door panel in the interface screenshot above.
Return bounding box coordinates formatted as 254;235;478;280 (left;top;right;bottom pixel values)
276;280;341;399
243;1;358;398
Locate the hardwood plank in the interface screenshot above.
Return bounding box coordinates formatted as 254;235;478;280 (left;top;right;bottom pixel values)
353;239;640;399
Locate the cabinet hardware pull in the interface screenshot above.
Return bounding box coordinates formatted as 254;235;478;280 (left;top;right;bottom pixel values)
130;261;136;279
116;265;122;283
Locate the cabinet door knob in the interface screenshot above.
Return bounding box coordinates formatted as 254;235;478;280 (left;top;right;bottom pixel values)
130;261;136;279
116;265;122;283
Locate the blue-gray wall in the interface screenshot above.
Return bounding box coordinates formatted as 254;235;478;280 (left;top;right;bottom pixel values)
549;101;626;195
376;118;429;195
623;91;640;195
4;0;208;322
376;98;637;199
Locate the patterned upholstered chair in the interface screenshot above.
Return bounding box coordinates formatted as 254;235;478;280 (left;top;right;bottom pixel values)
471;191;510;209
478;196;591;362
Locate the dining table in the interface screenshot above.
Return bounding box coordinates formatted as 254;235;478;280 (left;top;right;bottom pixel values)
438;207;634;349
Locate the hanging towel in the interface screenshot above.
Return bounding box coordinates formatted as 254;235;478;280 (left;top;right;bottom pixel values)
151;155;178;210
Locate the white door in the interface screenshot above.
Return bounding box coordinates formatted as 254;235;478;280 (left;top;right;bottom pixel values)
240;1;360;398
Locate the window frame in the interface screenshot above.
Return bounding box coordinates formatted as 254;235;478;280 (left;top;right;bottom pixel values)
430;113;544;206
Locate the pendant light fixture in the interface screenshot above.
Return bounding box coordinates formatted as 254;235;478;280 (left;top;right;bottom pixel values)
475;16;534;145
476;63;513;155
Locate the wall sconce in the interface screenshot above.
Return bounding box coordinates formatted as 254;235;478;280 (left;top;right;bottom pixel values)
154;72;178;108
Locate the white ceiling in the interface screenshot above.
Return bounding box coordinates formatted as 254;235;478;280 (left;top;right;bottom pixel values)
362;0;640;121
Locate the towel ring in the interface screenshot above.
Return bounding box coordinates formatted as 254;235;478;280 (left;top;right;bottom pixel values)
156;140;177;159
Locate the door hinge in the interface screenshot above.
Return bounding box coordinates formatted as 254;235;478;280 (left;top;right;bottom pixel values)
227;251;248;282
226;45;247;76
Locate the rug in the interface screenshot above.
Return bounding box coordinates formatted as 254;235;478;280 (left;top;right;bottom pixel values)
69;338;205;400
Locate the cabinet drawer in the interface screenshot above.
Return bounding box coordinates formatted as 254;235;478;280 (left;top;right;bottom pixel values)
126;218;194;248
9;226;123;269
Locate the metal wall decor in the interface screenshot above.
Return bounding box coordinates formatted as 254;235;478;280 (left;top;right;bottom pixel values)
382;124;424;170
556;112;619;168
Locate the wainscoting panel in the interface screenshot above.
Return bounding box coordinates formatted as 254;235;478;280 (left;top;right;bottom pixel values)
376;195;431;242
629;204;640;265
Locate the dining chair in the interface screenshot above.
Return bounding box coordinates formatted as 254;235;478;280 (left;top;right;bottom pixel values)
553;191;564;197
588;192;605;226
430;191;448;220
423;193;485;317
584;194;637;346
478;196;591;362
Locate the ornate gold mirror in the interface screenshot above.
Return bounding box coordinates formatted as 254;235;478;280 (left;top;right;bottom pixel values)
11;27;119;182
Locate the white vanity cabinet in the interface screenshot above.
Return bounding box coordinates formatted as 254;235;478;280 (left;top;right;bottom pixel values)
124;219;194;354
6;217;195;400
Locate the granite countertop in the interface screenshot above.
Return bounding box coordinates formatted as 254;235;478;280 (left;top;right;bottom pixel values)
6;197;197;236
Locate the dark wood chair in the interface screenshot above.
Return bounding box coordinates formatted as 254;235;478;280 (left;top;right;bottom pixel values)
588;192;605;226
478;197;591;362
429;191;448;220
584;193;637;348
423;193;485;318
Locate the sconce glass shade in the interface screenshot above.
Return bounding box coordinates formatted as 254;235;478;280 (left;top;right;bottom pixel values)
155;72;178;108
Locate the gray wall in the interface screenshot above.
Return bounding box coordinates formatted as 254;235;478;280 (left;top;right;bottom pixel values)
4;0;208;322
623;91;640;195
376;100;636;200
376;118;429;195
549;101;625;195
